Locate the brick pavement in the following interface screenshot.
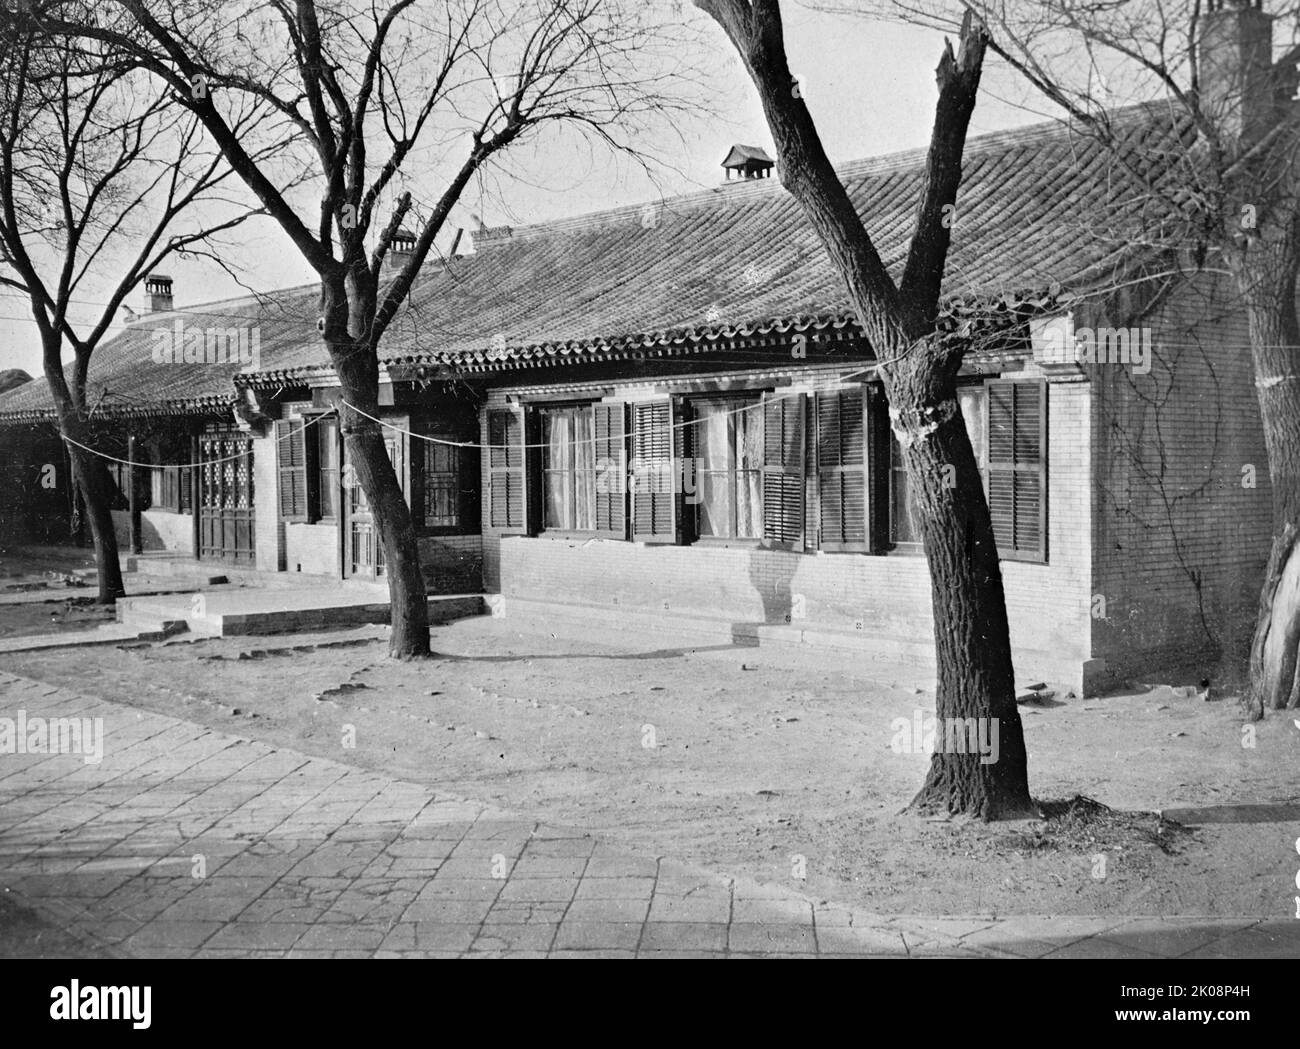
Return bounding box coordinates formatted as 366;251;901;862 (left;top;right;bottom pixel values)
0;670;1295;959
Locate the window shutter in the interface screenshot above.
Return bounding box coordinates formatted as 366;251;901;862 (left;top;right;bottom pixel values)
162;467;180;512
816;387;868;551
488;408;525;531
985;379;1046;562
631;399;677;543
762;392;805;544
593;402;627;539
276;419;309;521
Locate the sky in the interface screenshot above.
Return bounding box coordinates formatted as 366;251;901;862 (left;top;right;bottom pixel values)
0;4;1052;379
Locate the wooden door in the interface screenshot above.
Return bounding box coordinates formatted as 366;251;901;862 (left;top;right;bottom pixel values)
198;428;255;563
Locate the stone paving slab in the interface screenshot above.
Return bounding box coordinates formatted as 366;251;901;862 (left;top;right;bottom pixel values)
0;669;1296;959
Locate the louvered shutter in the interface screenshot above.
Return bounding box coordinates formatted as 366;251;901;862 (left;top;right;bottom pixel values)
762;392;805;544
631;399;677;543
985;379;1046;562
593;402;627;539
276;419;309;521
816;387;868;552
488;408;525;531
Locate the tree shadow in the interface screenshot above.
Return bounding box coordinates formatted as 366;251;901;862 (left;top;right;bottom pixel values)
435;642;755;663
729;543;801;648
1161;802;1300;825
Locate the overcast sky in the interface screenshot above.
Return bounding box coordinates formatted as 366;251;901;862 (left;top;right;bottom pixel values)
0;5;1051;379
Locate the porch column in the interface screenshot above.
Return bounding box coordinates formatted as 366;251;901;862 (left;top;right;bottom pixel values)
127;434;142;555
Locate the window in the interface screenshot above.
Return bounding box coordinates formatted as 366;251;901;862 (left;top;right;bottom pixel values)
317;418;339;520
157;464;192;513
986;379;1046;562
691;396;762;539
276;412;338;524
422;439;459;528
631;400;676;542
487;409;525;532
816;387;869;551
542;405;596;531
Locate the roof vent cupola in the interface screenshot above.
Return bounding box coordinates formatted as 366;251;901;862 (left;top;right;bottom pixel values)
721;144;775;181
145;273;173;313
388;228;417;270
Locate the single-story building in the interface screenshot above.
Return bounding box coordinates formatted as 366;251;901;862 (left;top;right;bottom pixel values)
0;106;1271;694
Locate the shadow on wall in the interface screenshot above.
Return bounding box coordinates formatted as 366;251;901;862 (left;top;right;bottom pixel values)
731;544;801;648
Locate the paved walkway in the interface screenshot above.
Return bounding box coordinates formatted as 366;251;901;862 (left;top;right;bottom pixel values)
0;670;1295;959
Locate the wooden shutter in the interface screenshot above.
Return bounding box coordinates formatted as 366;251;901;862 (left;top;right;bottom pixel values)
816;387;869;552
985;379;1046;562
162;467;180;512
762;392;805;544
631;399;677;543
593;401;627;539
276;419;309;521
488;408;525;532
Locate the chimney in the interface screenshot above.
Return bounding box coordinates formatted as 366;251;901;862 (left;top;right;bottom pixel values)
388;228;417;271
145;273;173;313
1199;0;1275;149
720;144;775;182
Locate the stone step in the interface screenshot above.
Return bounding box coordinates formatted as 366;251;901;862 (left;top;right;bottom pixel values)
116;590;486;638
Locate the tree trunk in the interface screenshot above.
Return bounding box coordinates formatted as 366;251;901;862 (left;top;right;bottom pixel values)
1232;226;1300;717
327;305;430;659
889;345;1036;818
58;413;125;604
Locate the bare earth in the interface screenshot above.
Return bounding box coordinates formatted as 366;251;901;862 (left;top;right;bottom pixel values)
0;583;1294;920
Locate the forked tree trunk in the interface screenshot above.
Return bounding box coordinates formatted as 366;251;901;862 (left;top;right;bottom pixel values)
1232;225;1300;717
694;0;1034;816
889;344;1035;817
57;411;125;604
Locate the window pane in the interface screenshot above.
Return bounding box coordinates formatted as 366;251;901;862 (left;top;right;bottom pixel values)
542;407;596;531
737;469;762;537
421;435;458;529
319;420;338;519
698;472;731;537
574;409;594;530
958;387;985;469
694;397;762;539
696;399;734;471
891;437;919;544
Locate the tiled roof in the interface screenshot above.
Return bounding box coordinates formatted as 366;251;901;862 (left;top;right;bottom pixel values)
0;103;1190;422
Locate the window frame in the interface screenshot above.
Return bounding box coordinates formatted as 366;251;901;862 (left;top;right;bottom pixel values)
412;428;479;536
538;401;599;536
685;392;764;544
276;407;341;526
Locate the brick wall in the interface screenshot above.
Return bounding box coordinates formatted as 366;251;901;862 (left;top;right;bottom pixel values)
1089;272;1271;685
418;535;482;593
479;362;1094;690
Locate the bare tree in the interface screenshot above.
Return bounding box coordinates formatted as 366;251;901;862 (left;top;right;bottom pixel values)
0;0;279;602
37;0;701;657
855;0;1300;716
693;0;1035;818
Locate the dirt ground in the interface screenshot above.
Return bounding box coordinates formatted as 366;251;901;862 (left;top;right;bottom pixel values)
0;562;1295;919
